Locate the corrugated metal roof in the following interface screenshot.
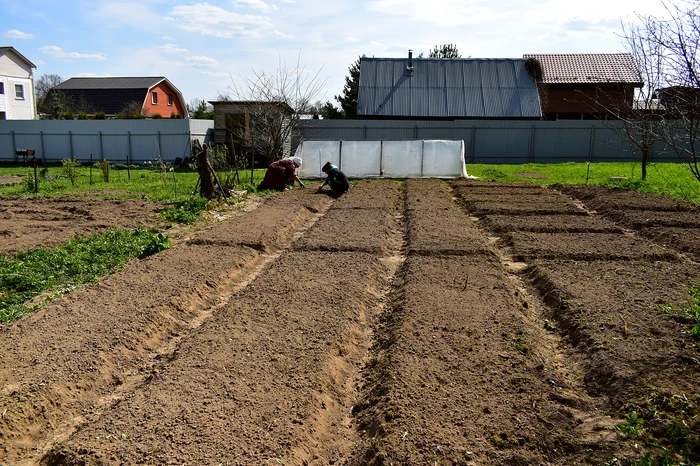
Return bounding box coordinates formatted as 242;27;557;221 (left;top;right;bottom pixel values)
54;77;166;90
522;53;642;85
357;58;542;118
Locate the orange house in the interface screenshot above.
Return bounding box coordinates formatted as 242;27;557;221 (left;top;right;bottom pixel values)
46;77;187;118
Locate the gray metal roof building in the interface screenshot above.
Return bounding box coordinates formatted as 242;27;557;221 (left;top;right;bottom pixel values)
357;57;542;119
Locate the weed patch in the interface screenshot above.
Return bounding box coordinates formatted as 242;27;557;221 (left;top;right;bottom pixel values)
161;196;209;223
658;286;700;341
0;228;167;323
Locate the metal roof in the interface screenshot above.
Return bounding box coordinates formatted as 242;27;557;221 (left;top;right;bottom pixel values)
522;53;642;85
54;77;166;90
0;46;36;68
357;58;542;118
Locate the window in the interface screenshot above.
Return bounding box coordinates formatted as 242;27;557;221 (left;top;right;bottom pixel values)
0;82;4;94
167;94;173;106
15;84;24;99
0;112;5;120
151;91;158;104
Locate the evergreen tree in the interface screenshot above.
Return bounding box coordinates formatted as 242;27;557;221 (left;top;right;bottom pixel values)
335;55;364;118
428;44;461;58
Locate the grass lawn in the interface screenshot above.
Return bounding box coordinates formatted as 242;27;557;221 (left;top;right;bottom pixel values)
466;162;700;204
0;163;269;202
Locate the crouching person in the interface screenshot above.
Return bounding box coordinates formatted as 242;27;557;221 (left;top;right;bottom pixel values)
318;162;349;198
259;156;305;190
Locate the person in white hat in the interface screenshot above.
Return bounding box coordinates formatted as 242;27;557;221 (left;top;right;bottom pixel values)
259;156;305;190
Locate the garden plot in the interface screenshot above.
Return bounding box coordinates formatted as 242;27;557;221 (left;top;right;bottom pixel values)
404;179;492;256
557;185;700;261
2;179;700;466
42;183;403;465
481;214;623;233
0;197;165;256
528;260;700;401
0;191;332;465
502;232;678;261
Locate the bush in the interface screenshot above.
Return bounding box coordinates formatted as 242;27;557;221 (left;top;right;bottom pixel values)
94;111;106;120
61;159;81;186
98;159;110;182
77;112;88;120
61;111;74;120
152;113;162;119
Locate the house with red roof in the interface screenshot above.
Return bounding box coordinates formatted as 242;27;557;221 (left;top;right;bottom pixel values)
44;77;187;118
522;53;643;120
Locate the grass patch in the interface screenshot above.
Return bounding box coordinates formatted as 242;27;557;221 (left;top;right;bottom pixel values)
0;228;169;323
0;164;268;202
466;162;700;204
161;196;210;223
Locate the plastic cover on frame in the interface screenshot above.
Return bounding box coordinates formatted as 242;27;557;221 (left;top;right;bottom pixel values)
297;140;467;179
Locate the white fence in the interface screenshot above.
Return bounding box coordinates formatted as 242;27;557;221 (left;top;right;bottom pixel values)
297;140;468;178
0;119;214;164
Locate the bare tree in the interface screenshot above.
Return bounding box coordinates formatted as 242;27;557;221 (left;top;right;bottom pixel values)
630;0;700;181
35;73;63;111
226;53;326;165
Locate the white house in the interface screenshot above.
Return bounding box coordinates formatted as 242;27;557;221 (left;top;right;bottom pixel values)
0;46;37;120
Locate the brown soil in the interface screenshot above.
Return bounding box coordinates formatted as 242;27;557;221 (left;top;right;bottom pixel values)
0;197;166;256
1;179;699;465
0;176;23;186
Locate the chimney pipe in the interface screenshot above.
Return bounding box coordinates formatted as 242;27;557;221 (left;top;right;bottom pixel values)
407;49;413;72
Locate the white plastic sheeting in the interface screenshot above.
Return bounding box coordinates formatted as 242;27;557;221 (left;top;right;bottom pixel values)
296;140;468;179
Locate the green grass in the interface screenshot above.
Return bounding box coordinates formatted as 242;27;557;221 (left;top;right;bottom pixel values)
0;228;169;323
0;164;268;202
467;162;700;204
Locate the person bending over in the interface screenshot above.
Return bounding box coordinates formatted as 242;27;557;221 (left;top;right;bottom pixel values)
318;162;349;198
259;156;305;190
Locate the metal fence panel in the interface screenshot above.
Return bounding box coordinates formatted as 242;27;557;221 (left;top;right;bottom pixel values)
0;119;213;164
299;119;692;164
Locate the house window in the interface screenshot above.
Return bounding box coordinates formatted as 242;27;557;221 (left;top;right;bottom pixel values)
167;94;173;106
151;92;158;105
15;84;24;99
0;82;4;94
0;112;5;120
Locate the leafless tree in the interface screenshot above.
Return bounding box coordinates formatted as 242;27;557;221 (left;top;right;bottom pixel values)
631;0;700;181
225;53;326;165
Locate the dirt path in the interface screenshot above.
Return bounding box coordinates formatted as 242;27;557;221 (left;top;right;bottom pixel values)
1;180;698;465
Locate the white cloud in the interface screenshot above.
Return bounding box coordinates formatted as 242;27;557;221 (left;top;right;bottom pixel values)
162;36;175;41
166;3;274;39
232;0;276;11
187;55;219;68
159;43;189;54
4;29;33;39
344;37;359;43
40;46;107;61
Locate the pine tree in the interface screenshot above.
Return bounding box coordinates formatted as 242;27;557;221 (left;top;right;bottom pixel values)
335;55;364;118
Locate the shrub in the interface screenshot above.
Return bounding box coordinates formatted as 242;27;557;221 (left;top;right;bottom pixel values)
94;111;106;120
61;158;81;186
98;159;110;182
77;112;88;120
61;111;74;120
152;113;162;119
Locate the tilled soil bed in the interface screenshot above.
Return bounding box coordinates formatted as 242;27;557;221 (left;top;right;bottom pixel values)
1;179;699;465
0;197;166;256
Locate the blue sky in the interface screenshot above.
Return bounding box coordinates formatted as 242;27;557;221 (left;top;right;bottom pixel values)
1;0;672;109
